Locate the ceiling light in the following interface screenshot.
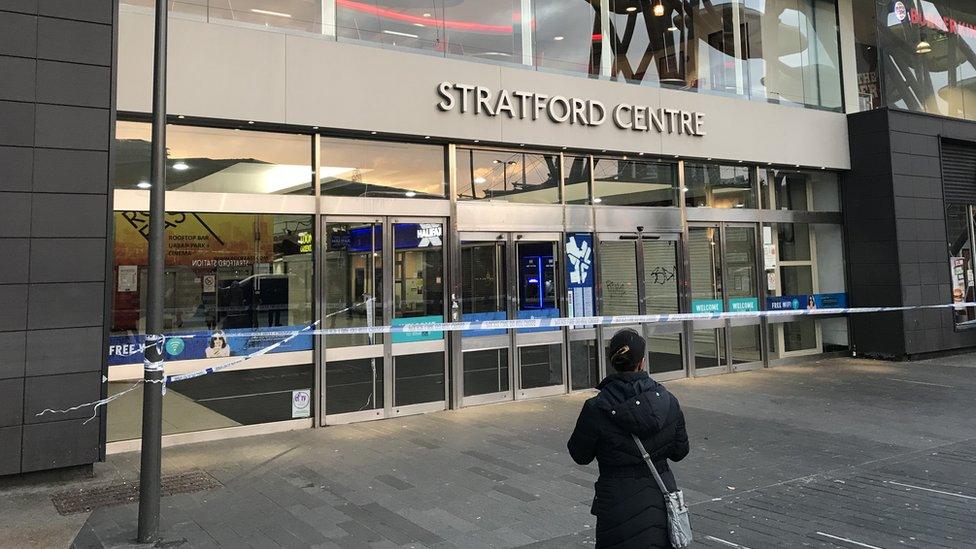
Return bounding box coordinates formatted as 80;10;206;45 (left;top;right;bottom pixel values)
136;181;152;189
424;135;430;139
481;52;511;57
554;36;564;41
251;8;291;18
593;197;603;203
177;115;185;119
638;152;644;156
473;139;480;143
370;131;377;135
668;24;678;31
172;162;189;171
405;191;417;197
626;6;637;12
474;177;487;184
422;12;431;17
312;126;319;130
915;40;932;54
247;120;254;125
653;2;665;16
413;23;425;27
493;159;501;164
383;30;419;39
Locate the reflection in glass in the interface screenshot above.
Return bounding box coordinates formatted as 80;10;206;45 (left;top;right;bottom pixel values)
520;344;564;388
534;0;603;76
336;0;444;52
114;121;313;194
592;158;677;206
516;241;560;331
464;349;510;396
685;163;755;208
762;168;840;211
689;227;723;305
461;241;508;337
324;222;384;347
648;334;683;374
564;155;593;205
457;149;560;203
320;137;446;198
393;223;445;321
443;0;524;62
693;328;726;368
778;223;812;262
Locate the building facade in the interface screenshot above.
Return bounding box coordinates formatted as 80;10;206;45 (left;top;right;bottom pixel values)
1;0;970;474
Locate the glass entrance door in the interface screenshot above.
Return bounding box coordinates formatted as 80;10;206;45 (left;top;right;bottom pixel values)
322;217;447;424
688;224;764;375
456;232;566;405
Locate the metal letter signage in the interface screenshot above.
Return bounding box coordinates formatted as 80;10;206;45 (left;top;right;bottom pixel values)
436;81;705;137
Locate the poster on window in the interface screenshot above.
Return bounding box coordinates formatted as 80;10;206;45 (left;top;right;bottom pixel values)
566;233;594;327
950;257;967;303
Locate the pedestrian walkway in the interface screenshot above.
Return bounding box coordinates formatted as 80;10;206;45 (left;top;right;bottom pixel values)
4;356;976;548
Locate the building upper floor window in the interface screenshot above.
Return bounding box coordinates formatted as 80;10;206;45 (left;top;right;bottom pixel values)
457;148;561;204
120;0;844;112
320;137;447;199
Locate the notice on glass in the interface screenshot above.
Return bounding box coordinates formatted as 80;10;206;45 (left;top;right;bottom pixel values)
118;265;137;292
950;257;966;303
292;389;311;418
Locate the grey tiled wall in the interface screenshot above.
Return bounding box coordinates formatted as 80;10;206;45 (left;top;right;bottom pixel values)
846;109;976;357
0;0;114;475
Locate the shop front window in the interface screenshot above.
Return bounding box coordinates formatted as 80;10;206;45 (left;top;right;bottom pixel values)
457;148;561;203
320;137;447;199
684;162;755;208
947;203;976;325
592;157;677;207
564;155;593;205
762;168;840;211
114;122;313;195
107;212;314;442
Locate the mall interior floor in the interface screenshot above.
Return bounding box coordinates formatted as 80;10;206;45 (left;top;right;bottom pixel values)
3;355;976;548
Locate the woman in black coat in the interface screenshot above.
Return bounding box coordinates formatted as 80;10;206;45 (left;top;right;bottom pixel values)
568;328;690;549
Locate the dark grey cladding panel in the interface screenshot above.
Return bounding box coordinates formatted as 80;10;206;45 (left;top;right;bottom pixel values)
24;371;100;423
27;282;104;329
0;100;35;147
0;426;22;476
34;104;110;151
0;331;26;379
0;0;37;13
36;61;111;109
0;377;23;427
0;146;33;192
0;192;30;238
30;193;107;238
36;17;111;66
0;238;29;283
0;55;35;102
38;0;113;24
30;238;105;283
0;10;37;57
0;284;28;331
33;149;108;194
21;418;98;472
26;327;102;376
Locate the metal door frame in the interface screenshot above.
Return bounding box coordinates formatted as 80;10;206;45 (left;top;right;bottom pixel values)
321;215;449;425
687;223;729;377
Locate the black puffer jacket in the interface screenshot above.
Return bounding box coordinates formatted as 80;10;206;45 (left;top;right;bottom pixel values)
567;371;690;549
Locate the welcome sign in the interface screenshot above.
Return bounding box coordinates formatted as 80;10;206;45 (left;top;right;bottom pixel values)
436;82;706;137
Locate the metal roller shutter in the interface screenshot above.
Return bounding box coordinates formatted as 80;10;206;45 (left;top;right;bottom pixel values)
942;139;976;204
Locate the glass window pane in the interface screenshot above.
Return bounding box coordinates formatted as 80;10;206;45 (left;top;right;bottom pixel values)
647;333;683;374
689;227;723;305
599;240;639;315
108;212;314;441
570;339;600;389
444;0;523;63
324;222;384;347
320;137;446;198
593;158;676;206
608;0;656;85
336;0;444;53
684;162;755;208
115;122;313;195
457;149;560;203
393;223;444;322
464;349;510;396
326;358;384;415
730;325;761;364
516;241;560;328
778;223;812;262
784;318;817;352
207;0;324;33
533;0;602;77
564;155;592;205
519;344;563;389
781;265;814;295
394;352;445;406
461;242;507;317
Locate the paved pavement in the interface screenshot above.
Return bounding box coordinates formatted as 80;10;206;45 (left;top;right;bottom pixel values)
3;356;976;548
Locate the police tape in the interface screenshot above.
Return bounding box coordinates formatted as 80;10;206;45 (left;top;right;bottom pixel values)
36;301;976;422
152;301;976;340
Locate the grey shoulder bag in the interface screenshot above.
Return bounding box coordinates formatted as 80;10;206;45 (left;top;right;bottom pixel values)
631;434;693;548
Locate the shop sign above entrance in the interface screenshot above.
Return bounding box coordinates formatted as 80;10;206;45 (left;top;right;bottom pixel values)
436;82;706;137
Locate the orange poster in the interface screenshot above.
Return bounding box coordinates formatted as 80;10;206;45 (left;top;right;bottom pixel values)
114;211;275;267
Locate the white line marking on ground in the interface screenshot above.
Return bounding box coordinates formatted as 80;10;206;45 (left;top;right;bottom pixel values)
705;535;751;548
887;378;954;388
886;480;976;501
815;532;884;549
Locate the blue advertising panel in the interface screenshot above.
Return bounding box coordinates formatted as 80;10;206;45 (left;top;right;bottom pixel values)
692;299;724;314
566;233;595;320
766;293;848;311
391;315;444;343
461;311;508;338
107;324;314;366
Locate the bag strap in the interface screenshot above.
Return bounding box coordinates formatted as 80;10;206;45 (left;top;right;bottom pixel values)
631;433;670;495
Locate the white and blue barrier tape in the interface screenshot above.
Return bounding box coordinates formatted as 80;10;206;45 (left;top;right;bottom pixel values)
36;301;976;423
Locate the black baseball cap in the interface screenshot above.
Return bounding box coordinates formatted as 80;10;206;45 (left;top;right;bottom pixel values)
607;328;646;372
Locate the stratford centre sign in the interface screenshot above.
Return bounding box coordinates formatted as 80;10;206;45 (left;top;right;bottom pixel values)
436;81;706;137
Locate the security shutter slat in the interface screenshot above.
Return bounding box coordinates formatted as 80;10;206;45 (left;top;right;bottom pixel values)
942;139;976;204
